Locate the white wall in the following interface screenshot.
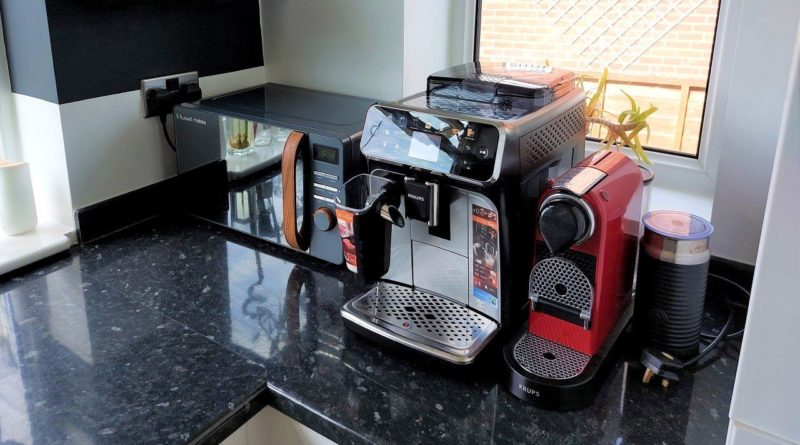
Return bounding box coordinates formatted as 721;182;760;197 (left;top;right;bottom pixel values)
709;0;800;265
10;67;267;218
261;0;405;100
262;0;467;100
727;21;800;445
402;0;453;96
12;94;72;227
59;67;266;210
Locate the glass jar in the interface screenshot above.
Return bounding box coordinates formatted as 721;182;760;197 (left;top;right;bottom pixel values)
254;123;273;146
224;117;255;156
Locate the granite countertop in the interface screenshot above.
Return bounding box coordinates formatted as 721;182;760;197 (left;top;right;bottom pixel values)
0;217;740;444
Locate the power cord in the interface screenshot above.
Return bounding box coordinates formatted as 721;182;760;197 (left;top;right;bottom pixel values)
144;79;202;153
640;273;749;388
160;114;177;152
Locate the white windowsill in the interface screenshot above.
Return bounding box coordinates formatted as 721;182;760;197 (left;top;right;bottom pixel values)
585;141;715;220
0;222;73;276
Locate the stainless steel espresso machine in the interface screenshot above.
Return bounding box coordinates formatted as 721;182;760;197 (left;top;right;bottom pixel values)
337;63;586;364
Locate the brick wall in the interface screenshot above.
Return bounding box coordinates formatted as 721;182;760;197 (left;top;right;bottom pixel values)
479;0;719;155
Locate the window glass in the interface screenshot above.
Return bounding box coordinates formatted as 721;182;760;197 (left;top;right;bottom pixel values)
477;0;720;156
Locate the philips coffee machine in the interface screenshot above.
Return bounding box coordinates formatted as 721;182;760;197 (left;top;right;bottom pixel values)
173;84;375;264
504;150;643;409
338;63;586;364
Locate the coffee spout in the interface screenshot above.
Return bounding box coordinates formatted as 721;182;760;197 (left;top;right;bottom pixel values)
380;204;405;227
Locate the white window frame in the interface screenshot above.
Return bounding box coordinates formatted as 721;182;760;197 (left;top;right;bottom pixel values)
461;0;743;191
0;18;18;162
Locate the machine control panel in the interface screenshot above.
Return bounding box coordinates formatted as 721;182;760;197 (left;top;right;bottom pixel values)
361;105;501;182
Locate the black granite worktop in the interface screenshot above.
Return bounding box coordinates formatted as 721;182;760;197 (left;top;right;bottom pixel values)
0;217;740;444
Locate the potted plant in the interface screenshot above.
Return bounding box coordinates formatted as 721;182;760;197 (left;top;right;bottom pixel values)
580;68;656;210
581;68;657;166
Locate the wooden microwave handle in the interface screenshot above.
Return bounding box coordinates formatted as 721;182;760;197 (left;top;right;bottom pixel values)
282;131;310;251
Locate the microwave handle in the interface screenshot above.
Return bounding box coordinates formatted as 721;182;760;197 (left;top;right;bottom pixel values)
281;131;310;251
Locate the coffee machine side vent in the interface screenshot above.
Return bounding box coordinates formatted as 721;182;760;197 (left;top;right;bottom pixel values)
519;102;585;175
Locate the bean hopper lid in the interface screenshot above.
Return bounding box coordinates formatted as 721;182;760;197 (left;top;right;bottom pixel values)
643;210;714;241
419;62;576;120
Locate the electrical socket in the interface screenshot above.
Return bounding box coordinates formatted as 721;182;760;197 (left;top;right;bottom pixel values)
140;71;199;118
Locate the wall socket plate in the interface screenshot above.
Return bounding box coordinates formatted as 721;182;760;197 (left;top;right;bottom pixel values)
140;71;199;117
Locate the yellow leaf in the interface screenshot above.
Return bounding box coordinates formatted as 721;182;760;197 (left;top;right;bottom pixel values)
621;90;638;113
586;68;608;118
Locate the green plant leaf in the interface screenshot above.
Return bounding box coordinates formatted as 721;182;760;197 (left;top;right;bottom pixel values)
629;126;652;164
629;121;648;138
586;68;608;118
621;90;638;114
618;110;635;124
631;105;658;123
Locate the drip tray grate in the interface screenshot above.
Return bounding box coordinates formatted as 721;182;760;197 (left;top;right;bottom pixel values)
512;333;590;380
343;282;498;362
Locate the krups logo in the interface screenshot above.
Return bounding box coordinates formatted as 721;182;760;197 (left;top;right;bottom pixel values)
407;194;425;202
518;384;540;397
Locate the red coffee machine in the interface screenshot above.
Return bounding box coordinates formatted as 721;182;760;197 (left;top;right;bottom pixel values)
504;151;643;409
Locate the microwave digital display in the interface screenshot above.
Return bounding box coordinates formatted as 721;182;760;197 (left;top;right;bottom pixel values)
314;145;339;165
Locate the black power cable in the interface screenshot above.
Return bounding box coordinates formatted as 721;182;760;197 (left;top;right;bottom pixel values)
145;80;201;153
699;273;750;341
683;306;734;367
160;114;177;152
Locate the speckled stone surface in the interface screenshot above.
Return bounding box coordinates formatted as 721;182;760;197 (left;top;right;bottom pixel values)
0;218;740;444
0;241;267;444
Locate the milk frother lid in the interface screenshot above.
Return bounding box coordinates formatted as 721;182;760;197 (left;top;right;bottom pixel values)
643;210;713;241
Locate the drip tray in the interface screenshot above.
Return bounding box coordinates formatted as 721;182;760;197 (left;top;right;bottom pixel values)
341;282;498;364
512;333;590;380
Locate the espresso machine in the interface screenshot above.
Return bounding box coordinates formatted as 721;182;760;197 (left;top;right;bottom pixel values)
504;150;643;409
337;63;586;364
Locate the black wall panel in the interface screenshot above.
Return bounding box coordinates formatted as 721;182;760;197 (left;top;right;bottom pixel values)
3;0;264;104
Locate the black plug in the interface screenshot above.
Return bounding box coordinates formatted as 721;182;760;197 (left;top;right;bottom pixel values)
144;78;202;118
145;87;180;117
144;77;202;152
640;348;684;389
180;82;202;102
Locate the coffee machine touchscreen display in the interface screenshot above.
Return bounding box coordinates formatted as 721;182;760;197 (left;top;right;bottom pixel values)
361;105;500;181
408;132;442;162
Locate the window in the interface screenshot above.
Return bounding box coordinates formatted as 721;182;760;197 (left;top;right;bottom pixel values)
475;0;720;157
0;20;13;161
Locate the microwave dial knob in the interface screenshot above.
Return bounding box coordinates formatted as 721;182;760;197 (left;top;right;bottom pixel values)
313;207;336;232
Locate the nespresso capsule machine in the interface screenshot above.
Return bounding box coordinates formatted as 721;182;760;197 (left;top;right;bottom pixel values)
505;151;643;408
338;63;586;364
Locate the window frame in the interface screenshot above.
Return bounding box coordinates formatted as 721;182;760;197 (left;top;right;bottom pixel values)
467;0;740;184
0;18;17;162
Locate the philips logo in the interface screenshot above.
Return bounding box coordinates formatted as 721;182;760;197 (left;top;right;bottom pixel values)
407;194;425;202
